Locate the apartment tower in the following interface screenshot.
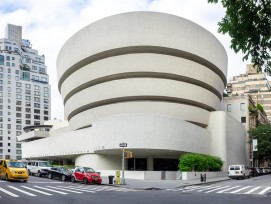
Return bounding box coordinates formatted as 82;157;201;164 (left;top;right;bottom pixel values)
0;24;51;159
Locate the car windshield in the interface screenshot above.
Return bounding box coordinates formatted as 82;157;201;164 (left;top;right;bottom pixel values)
84;167;95;173
7;161;24;168
39;162;51;167
59;167;71;172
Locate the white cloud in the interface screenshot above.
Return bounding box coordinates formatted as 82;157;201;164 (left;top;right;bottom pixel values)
0;0;249;120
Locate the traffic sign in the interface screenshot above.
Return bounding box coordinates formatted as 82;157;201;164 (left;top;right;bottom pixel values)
119;142;127;148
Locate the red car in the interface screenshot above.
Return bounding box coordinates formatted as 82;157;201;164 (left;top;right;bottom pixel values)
71;167;102;185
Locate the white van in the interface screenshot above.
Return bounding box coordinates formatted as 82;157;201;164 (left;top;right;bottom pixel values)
228;164;250;179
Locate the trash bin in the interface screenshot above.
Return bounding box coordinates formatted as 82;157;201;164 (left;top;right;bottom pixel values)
108;175;114;184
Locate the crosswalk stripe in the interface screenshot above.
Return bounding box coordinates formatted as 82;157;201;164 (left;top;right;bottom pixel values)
57;186;96;193
243;186;260;194
217;186;240;193
258;187;271;195
0;187;19;197
34;186;68;194
230;186;251;194
198;186;221;192
8;186;36;196
183;186;206;192
21;186;53;195
46;186;82;194
69;185;105;191
205;186;230;193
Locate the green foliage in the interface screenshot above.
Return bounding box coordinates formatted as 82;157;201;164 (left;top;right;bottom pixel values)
248;105;254;112
178;153;223;172
248;124;271;163
208;0;271;74
256;103;264;112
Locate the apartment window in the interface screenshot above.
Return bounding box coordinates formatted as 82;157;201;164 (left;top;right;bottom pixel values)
16;125;21;130
16;70;19;74
44;116;49;120
16;119;21;124
16;82;21;87
16;144;21;148
34;109;40;114
15;76;19;81
16;94;21;99
16;100;21;105
25;120;31;125
25;96;31;101
34;97;40;102
16;150;22;154
0;136;2;140
44;87;49;92
7;124;11;129
16;131;21;136
16;88;22;93
34;115;40;120
44;99;48;103
8;149;10;153
34;91;40;96
34;103;40;108
44;93;49;98
34;85;40;90
26;102;31;107
0;130;2;135
0;143;2;147
25;84;31;89
16;113;21;117
8;143;10;146
227;104;231;112
26;108;31;113
240;103;245;111
25;114;31;119
44;110;48;115
241;117;246;123
16;156;22;160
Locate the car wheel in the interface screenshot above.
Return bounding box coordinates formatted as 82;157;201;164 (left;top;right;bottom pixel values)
61;175;66;181
23;180;27;182
37;171;41;177
83;178;88;184
48;173;52;179
28;169;31;176
71;176;75;183
5;174;9;181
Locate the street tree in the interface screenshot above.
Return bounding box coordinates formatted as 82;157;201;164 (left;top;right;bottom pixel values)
208;0;271;74
248;124;271;164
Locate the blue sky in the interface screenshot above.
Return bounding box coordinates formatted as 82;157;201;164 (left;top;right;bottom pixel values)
0;0;249;120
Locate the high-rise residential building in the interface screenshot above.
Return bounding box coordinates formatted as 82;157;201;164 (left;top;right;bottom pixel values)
227;64;271;121
0;24;51;160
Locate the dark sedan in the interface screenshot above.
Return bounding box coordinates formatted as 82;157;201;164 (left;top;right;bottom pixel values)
47;166;73;181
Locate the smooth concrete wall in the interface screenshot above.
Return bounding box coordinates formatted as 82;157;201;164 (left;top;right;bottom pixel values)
57;12;227;82
91;114;209;154
61;54;225;102
208;111;246;171
181;171;228;180
75;154;121;170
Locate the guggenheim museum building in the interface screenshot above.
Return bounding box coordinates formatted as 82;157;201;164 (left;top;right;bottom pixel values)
18;12;246;173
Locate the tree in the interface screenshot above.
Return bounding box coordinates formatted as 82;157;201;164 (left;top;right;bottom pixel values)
248;124;271;164
208;0;271;74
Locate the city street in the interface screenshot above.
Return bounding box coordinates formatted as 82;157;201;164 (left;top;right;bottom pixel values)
0;175;270;204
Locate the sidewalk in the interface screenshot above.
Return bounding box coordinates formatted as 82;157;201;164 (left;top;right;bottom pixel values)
101;176;230;190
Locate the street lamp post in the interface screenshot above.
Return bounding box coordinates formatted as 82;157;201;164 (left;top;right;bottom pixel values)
119;142;127;185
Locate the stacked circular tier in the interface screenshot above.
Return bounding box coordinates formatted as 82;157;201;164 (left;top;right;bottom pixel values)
57;12;227;131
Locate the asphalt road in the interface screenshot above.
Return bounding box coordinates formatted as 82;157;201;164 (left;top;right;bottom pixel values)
0;175;270;204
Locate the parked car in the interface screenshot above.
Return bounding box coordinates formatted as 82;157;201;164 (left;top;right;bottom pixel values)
0;159;28;182
27;160;52;177
48;166;73;181
228;164;250;179
249;167;259;177
71;166;102;184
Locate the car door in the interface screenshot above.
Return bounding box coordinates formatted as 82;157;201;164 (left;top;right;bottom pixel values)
75;167;84;181
0;160;3;177
2;160;8;177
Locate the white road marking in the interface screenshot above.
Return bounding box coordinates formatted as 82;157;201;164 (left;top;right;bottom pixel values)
34;186;68;194
21;186;53;196
46;186;82;194
230;186;251;194
58;186;96;193
8;186;36;196
243;186;261;194
182;186;207;192
217;186;241;193
197;186;221;192
28;181;64;184
0;187;19;197
205;186;230;193
258;187;271;195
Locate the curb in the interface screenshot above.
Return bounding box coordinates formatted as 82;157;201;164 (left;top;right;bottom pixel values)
179;178;230;188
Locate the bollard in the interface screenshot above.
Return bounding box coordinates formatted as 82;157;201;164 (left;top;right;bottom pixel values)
200;174;203;182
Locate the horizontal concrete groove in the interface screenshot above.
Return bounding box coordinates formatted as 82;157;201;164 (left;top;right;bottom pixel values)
67;96;216;121
58;46;227;91
63;72;222;104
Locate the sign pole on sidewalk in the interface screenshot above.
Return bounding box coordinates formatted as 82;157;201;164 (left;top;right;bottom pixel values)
119;142;127;185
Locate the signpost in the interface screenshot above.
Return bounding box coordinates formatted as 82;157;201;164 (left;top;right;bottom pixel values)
119;142;127;184
252;139;258;167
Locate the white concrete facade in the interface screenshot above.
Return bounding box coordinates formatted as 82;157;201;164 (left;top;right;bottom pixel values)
19;12;246;173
